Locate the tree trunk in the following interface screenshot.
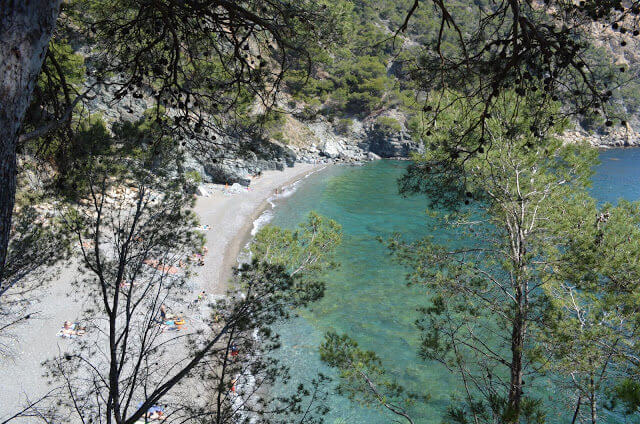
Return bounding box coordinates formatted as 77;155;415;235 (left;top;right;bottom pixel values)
507;293;525;421
506;221;528;423
0;0;61;281
590;372;597;424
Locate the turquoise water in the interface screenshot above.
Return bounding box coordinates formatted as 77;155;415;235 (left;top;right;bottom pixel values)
269;149;640;423
593;148;640;203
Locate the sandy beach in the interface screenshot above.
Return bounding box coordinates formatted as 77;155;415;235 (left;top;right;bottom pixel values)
191;162;324;294
0;162;323;420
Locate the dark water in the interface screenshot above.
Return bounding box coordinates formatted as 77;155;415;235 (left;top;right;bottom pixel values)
268;149;640;423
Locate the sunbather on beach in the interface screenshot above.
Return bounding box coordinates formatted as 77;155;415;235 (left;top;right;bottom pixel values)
144;259;179;274
136;404;167;421
57;321;86;338
149;410;166;421
230;343;239;361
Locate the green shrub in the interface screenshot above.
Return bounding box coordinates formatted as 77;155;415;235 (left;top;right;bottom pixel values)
185;170;203;184
335;118;353;135
375;116;402;135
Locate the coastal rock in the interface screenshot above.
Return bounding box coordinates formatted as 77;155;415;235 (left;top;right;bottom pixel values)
365;126;423;158
228;183;246;193
202;161;251;186
84;77;423;173
196;185;209;197
320;139;343;158
563;126;640;148
84;78;300;187
367;152;382;161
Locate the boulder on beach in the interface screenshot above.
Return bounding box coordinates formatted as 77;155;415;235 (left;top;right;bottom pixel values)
196;185;209;197
228;183;246;194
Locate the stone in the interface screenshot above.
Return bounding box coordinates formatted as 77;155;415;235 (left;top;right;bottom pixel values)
196;185;209;197
320;139;342;158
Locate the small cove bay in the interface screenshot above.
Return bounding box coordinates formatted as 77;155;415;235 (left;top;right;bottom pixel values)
264;149;640;423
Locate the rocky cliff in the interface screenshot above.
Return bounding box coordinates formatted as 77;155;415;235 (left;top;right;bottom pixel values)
84;81;424;186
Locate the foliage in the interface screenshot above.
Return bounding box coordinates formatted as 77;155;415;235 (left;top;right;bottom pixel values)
53;115;113;198
374;116;403;136
320;332;423;423
251;212;342;280
385;94;636;423
185;170;202;184
538;198;640;422
335;118;353;135
614;379;640;414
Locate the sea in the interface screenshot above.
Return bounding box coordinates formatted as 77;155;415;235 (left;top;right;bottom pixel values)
254;148;640;423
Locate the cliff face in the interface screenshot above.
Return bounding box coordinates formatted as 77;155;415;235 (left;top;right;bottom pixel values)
84;81;424;186
87;75;640;191
293;114;423;163
186;119;422;186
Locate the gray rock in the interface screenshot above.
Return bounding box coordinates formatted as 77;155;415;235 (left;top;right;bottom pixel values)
196;185;209;197
320;139;343;158
366;127;422;158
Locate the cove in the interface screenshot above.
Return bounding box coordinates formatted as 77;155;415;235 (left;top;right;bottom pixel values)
268;149;640;423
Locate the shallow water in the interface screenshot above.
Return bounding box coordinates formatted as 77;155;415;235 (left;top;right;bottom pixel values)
267;149;640;423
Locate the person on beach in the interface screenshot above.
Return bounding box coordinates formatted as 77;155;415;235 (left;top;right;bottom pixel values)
58;321;75;338
230;343;239;360
174;317;186;330
197;291;206;302
57;321;86;338
161;320;176;332
138;403;167;421
160;304;168;321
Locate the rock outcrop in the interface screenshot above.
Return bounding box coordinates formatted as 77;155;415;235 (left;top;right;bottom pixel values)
366;127;421;157
295;113;423;162
86;81;300;186
563;124;640;148
83;82;425;187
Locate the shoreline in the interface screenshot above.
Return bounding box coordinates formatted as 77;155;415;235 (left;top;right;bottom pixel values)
192;163;326;295
219;165;327;288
